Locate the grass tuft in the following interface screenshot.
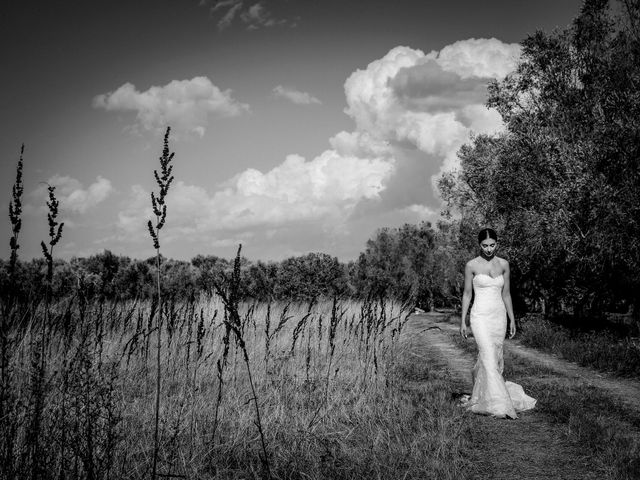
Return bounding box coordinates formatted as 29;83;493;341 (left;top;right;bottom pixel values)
518;317;640;378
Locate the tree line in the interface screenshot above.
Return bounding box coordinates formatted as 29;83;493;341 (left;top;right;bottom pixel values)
0;221;466;309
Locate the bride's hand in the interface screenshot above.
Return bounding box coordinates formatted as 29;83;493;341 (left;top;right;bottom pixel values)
509;321;516;339
460;322;468;339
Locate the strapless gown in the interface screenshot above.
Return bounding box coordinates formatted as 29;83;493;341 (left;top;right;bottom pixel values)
466;274;536;418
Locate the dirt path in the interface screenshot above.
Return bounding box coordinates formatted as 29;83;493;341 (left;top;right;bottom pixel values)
401;313;609;480
423;312;640;414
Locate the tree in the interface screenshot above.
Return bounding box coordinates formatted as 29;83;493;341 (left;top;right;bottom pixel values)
243;261;278;300
352;222;456;309
191;255;231;295
275;253;348;300
441;0;640;319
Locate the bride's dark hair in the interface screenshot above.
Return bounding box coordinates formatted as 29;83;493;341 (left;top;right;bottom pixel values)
477;228;497;244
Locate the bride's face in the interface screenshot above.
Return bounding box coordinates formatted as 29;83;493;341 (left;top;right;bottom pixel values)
480;238;497;258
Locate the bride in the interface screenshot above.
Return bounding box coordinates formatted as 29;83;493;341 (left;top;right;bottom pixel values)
459;228;536;418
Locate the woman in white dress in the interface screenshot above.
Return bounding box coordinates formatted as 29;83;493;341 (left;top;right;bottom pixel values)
459;228;536;418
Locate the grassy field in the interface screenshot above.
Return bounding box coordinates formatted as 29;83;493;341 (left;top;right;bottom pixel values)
4;298;640;480
0;296;475;480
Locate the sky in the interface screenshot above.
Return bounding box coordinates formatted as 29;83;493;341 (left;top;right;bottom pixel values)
0;0;583;263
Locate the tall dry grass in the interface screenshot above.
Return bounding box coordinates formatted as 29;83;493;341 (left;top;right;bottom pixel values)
0;293;474;479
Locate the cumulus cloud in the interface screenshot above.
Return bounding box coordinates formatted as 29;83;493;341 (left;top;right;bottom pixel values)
115;150;395;244
93;76;249;137
30;175;114;215
272;85;321;105
403;204;436;221
344;39;521;175
329;130;391;159
389;59;491;111
437;38;521;79
344;46;426;136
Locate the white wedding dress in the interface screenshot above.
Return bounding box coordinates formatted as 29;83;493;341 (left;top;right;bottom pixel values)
466;273;536;418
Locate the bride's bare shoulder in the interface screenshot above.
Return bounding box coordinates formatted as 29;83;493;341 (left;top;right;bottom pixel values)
496;257;510;269
466;257;481;270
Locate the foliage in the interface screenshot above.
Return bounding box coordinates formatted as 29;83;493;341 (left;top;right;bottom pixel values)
439;0;640;319
191;254;231;295
274;252;349;300
352;222;467;310
518;315;640;377
1;224;469;309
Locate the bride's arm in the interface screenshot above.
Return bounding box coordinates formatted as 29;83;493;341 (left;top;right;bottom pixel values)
502;261;516;338
460;262;473;338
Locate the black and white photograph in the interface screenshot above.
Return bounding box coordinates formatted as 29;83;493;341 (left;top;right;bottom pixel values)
1;0;639;478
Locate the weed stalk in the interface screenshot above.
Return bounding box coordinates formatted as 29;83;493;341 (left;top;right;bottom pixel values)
1;144;25;478
147;127;175;479
214;245;271;479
